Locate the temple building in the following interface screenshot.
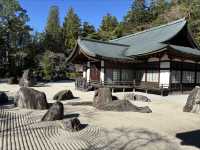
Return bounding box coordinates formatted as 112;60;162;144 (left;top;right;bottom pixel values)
68;18;200;95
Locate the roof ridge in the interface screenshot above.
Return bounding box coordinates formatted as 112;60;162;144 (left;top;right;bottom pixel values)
110;18;186;42
79;37;130;47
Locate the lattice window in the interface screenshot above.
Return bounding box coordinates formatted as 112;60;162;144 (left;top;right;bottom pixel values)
112;69;120;81
105;69;112;82
182;71;195;83
147;70;159;82
196;72;200;83
171;71;181;83
135;70;145;82
121;69;133;81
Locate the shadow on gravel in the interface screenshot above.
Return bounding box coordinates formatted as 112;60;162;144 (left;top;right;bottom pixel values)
176;130;200;148
90;128;181;150
63;113;80;119
66;101;93;106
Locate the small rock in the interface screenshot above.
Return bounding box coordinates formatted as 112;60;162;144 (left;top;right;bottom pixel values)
124;93;151;102
112;95;118;101
15;87;48;109
42;102;64;121
59;118;82;131
0;92;8;104
53;90;74;101
8;77;18;84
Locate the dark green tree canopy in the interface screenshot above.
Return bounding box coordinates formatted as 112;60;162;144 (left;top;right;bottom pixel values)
63;7;81;52
0;0;32;76
45;5;60;37
44;5;63;53
99;13;118;32
81;21;96;37
97;13;119;40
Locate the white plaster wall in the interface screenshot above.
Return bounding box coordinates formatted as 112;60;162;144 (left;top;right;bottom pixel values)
148;57;159;62
160;62;170;69
86;62;90;82
172;58;181;62
142;72;146;82
100;60;104;82
160;54;170;61
83;71;86;78
184;60;195;63
159;61;170;88
159;70;170;88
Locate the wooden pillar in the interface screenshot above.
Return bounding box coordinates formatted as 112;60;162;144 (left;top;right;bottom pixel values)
145;61;147;82
169;59;172;92
180;60;183;93
195;62;197;85
86;62;90;83
158;58;161;85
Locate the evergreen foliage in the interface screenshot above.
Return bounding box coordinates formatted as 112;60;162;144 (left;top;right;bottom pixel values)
63;7;81;54
44;5;63;53
41;51;54;80
2;0;200;77
0;0;32;76
98;13;120;40
81;22;96;38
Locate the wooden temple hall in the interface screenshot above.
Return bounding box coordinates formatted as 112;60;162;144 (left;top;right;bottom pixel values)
68;18;200;95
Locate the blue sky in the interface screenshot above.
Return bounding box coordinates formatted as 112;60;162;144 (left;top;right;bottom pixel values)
19;0;137;32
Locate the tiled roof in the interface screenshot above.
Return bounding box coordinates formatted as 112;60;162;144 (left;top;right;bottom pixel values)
75;18;200;60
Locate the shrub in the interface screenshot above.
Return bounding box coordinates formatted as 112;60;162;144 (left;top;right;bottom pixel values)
66;72;82;79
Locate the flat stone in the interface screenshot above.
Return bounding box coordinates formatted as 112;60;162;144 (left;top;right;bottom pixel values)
102;100;152;113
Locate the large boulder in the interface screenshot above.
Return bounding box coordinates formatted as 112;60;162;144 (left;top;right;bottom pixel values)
102;100;152;113
15;87;48;109
19;69;35;87
41;102;64;121
125;93;151;102
59;118;82;131
93;88;112;109
0;92;9;104
183;86;200;113
93;88;152;113
53;90;74;101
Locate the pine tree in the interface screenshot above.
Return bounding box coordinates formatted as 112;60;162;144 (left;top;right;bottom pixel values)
44;5;62;53
100;13;118;32
0;0;32;76
123;0;153;34
98;13;119;40
81;22;96;38
45;6;60;36
63;7;81;54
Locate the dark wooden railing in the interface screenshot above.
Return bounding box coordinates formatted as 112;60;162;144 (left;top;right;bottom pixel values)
170;83;198;93
90;80;135;88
